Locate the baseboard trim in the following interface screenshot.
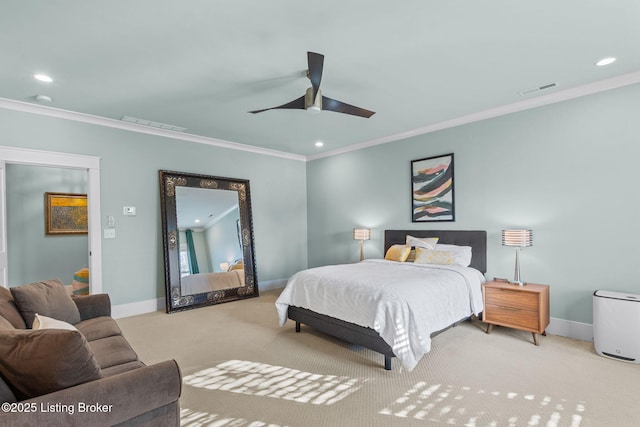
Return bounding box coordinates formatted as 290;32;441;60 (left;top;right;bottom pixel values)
112;298;165;319
259;278;287;291
112;279;288;319
547;317;593;342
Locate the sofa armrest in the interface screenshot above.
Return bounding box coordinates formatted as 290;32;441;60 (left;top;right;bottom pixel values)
0;360;181;427
72;294;111;320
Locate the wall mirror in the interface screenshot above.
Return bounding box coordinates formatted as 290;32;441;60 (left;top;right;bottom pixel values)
159;170;258;313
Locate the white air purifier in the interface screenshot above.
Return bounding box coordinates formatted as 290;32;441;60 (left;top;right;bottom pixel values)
593;290;640;363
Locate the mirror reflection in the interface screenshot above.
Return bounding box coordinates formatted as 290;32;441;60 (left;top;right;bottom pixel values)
159;170;258;313
176;187;244;295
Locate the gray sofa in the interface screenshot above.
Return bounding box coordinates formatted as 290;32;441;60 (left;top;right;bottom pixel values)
0;280;181;426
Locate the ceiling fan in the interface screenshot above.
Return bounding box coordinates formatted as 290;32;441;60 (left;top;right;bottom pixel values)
249;51;375;118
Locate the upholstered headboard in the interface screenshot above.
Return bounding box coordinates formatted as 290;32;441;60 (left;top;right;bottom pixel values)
384;230;487;273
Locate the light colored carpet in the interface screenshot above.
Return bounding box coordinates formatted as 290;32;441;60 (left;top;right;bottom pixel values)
117;289;640;427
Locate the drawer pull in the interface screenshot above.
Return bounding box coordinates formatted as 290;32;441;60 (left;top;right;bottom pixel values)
498;306;521;311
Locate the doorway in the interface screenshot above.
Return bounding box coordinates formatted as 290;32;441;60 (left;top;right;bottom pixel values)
0;146;102;293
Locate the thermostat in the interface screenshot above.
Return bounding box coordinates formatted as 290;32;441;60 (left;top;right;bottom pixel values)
123;206;136;216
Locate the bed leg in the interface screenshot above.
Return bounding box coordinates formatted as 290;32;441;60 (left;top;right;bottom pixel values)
384;355;392;371
295;321;300;333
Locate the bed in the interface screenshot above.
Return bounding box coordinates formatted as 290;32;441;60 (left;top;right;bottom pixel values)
180;270;244;295
275;230;487;370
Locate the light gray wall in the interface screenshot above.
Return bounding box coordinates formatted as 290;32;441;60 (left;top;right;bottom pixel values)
307;83;640;324
6;164;88;285
205;209;242;271
0;108;308;305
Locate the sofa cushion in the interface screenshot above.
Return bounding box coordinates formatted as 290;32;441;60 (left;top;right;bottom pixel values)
0;286;26;329
10;279;81;328
89;335;139;369
0;376;17;404
0;328;102;400
75;316;123;342
0;315;15;331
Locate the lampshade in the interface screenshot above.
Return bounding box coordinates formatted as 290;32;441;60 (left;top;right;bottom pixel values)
353;228;371;241
502;229;532;248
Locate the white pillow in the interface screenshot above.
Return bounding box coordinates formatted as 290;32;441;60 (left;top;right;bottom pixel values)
406;235;439;250
433;243;472;267
32;313;77;331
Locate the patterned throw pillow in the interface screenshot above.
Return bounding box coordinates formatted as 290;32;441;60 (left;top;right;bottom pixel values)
414;247;456;265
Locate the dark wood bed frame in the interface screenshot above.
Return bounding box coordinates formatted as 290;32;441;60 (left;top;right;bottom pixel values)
287;229;487;370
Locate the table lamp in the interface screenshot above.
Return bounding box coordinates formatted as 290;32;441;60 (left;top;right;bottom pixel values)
502;229;532;285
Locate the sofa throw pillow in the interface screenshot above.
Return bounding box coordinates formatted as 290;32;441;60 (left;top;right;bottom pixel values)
0;286;26;329
32;313;78;331
10;279;81;328
0;329;102;400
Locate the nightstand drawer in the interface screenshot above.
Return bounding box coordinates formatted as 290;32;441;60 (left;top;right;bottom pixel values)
484;287;538;311
484;303;539;330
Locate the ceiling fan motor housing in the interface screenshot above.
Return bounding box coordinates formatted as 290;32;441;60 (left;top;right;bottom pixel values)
305;87;322;113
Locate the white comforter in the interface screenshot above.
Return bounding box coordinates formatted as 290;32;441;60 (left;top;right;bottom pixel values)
275;259;485;371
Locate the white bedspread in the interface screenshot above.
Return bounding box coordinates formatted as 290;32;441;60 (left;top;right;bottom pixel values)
275;259;485;371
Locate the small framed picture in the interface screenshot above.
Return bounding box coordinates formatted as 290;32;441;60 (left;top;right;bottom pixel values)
45;192;88;235
411;153;455;222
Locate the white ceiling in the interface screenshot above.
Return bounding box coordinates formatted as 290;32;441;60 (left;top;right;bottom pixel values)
2;1;639;159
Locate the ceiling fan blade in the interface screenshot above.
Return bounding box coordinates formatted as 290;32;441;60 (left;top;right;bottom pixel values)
249;95;306;114
307;51;324;100
321;96;375;118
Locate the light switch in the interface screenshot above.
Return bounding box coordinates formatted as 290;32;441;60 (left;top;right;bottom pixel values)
107;215;115;227
104;229;116;239
123;206;136;216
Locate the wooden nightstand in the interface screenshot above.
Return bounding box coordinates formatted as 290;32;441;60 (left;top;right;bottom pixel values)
482;280;550;345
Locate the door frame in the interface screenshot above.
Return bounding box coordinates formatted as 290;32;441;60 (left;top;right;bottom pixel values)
0;146;102;293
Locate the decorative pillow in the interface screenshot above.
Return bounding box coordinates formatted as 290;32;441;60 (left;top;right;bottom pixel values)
384;244;411;262
10;280;81;328
0;286;26;329
0;329;102;400
0;316;16;331
32;313;78;331
433;243;473;267
414;247;456;265
406;235;439;250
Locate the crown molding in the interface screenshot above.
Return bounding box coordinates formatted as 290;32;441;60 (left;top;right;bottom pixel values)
3;70;640;163
0;98;306;162
306;70;640;161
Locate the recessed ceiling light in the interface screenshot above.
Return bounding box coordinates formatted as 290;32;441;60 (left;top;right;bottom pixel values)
315;141;324;147
596;57;616;67
34;73;53;83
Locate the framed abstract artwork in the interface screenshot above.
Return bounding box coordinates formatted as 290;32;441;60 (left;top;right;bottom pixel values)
44;192;88;235
411;153;455;222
